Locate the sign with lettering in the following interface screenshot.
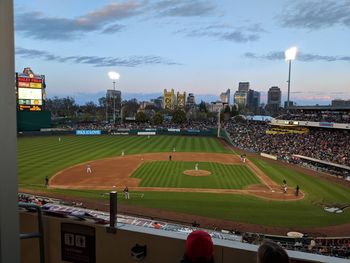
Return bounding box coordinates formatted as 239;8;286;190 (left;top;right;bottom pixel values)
61;223;96;263
76;130;102;135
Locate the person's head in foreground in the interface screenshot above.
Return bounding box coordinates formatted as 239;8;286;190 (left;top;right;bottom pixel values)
257;240;289;263
182;230;214;263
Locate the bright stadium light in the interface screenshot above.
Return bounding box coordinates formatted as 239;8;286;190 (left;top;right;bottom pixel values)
285;47;297;61
108;71;120;80
108;71;120;124
285;47;298;110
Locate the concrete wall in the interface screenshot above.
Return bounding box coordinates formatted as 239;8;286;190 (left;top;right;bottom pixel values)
20;213;348;263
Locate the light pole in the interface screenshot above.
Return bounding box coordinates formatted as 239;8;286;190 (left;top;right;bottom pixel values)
285;47;297;110
108;71;120;124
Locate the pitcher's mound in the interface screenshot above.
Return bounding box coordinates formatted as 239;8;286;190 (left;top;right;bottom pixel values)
183;170;211;176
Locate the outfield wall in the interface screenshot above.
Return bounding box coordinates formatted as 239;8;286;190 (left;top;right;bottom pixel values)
20;212;347;263
17;111;51;131
18;128;218;137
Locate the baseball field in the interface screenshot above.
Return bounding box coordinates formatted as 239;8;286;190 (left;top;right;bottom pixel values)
18;135;350;234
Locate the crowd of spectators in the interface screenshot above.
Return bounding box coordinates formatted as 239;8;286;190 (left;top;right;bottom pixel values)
223;121;350;176
277;111;350;124
18;194;49;206
74;120;217;131
243;233;350;259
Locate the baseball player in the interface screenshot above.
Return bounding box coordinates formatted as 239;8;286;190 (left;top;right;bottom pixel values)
45;176;49;187
123;186;130;199
86;165;92;173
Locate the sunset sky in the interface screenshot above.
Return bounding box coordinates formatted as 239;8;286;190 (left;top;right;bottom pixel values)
15;0;350;105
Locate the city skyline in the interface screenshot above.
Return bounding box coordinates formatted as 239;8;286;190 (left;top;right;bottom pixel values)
15;0;350;105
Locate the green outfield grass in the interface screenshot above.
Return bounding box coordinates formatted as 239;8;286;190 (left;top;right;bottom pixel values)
131;161;261;189
18;135;350;228
18;135;229;185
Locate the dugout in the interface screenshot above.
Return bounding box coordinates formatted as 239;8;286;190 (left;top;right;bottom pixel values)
17;110;51;131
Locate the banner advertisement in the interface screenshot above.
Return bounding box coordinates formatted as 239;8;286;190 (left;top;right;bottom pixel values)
76;130;101;135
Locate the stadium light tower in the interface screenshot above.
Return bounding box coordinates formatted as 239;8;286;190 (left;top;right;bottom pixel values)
108;71;120;124
285;47;297;110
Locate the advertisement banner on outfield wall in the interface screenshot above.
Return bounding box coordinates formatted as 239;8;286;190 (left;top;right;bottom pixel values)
168;128;180;132
137;132;156;136
76;130;101;135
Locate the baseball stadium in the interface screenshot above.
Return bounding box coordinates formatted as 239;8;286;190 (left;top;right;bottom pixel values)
11;71;350;263
17;122;350;262
2;1;350;262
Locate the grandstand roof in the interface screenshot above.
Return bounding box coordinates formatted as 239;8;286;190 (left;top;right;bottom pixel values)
293;155;350;171
290;105;350;111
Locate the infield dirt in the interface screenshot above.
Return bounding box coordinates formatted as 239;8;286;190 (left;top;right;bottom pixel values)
50;152;303;201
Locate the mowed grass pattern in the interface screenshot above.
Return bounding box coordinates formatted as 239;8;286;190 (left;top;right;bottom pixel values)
132;161;261;189
18;135;229;185
17;135;350;227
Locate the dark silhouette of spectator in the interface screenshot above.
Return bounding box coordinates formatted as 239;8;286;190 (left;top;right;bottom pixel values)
257;240;289;263
192;221;200;227
181;230;214;263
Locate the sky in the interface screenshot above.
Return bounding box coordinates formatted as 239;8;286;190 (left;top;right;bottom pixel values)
14;0;350;105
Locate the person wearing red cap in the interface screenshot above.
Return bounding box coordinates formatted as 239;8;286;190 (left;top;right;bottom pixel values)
181;230;214;263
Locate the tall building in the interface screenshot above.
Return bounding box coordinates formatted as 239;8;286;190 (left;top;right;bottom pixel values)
210;101;227;113
266;86;281;115
247;90;260;113
151;96;163;109
220;89;231;104
234;91;247;110
176;91;186;110
163;89;175;110
106;89;122;120
106;89;121;101
331;99;350;107
238;82;250;93
186;93;195;111
186;93;195;105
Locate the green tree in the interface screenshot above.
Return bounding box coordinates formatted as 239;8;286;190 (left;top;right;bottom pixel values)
231;104;239;117
153;112;163;125
135;111;148;123
223;105;231;121
122;99;139;118
172;109;187;124
199;101;207;113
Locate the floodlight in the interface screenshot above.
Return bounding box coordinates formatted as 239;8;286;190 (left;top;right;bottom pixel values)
108;71;120;80
285;47;297;61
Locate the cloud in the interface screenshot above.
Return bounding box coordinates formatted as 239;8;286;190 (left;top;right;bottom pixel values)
16;47;181;67
101;24;126;34
177;23;263;43
280;0;350;29
244;51;350;63
154;0;216;17
15;1;145;40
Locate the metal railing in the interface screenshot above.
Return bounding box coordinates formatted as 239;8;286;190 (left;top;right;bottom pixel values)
19;202;45;263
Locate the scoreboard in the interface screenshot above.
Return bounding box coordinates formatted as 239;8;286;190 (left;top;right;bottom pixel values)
16;67;46;111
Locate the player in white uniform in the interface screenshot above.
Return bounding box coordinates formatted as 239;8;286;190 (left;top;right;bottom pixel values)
86;165;92;173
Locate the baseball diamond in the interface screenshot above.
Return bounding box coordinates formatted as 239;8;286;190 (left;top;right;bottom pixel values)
18;135;350;234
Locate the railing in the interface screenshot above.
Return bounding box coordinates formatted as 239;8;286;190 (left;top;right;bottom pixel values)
19;203;45;263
